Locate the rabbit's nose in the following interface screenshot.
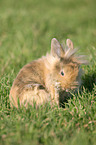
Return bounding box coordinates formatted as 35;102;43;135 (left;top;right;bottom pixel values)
65;89;69;92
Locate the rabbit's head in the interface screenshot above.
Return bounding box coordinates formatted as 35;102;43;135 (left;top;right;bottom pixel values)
45;38;87;92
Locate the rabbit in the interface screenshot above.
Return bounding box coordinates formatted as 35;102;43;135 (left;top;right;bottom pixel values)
9;38;87;108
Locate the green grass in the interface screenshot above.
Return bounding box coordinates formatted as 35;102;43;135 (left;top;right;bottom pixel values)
0;0;96;145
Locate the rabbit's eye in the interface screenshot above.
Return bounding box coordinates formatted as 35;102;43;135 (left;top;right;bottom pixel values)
61;71;64;76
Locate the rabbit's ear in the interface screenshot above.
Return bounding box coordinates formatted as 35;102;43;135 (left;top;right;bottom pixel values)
66;39;74;49
51;38;64;57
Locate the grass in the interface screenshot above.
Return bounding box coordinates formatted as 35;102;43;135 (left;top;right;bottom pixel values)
0;0;96;144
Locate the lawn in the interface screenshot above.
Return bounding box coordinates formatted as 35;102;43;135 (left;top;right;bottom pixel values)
0;0;96;145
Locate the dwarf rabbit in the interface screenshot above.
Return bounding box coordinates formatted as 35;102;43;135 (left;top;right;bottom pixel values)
9;38;87;108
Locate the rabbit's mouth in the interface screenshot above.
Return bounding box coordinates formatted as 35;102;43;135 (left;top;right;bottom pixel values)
61;81;79;92
65;89;70;92
55;81;79;92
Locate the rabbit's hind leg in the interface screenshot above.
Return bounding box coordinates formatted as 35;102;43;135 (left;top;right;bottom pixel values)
20;84;50;108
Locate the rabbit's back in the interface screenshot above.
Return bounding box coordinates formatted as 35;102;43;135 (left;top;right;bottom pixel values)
9;58;49;107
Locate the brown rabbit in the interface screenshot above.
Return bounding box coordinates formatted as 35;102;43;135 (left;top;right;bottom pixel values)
9;38;87;108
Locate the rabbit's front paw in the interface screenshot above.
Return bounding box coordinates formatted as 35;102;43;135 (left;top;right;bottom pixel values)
50;85;59;106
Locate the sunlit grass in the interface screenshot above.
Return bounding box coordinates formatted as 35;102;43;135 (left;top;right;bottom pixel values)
0;0;96;145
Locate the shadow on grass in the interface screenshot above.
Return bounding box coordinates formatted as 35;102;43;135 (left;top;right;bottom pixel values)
82;71;96;92
59;91;72;108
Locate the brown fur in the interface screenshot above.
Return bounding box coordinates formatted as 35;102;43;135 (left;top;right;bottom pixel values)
9;38;87;108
